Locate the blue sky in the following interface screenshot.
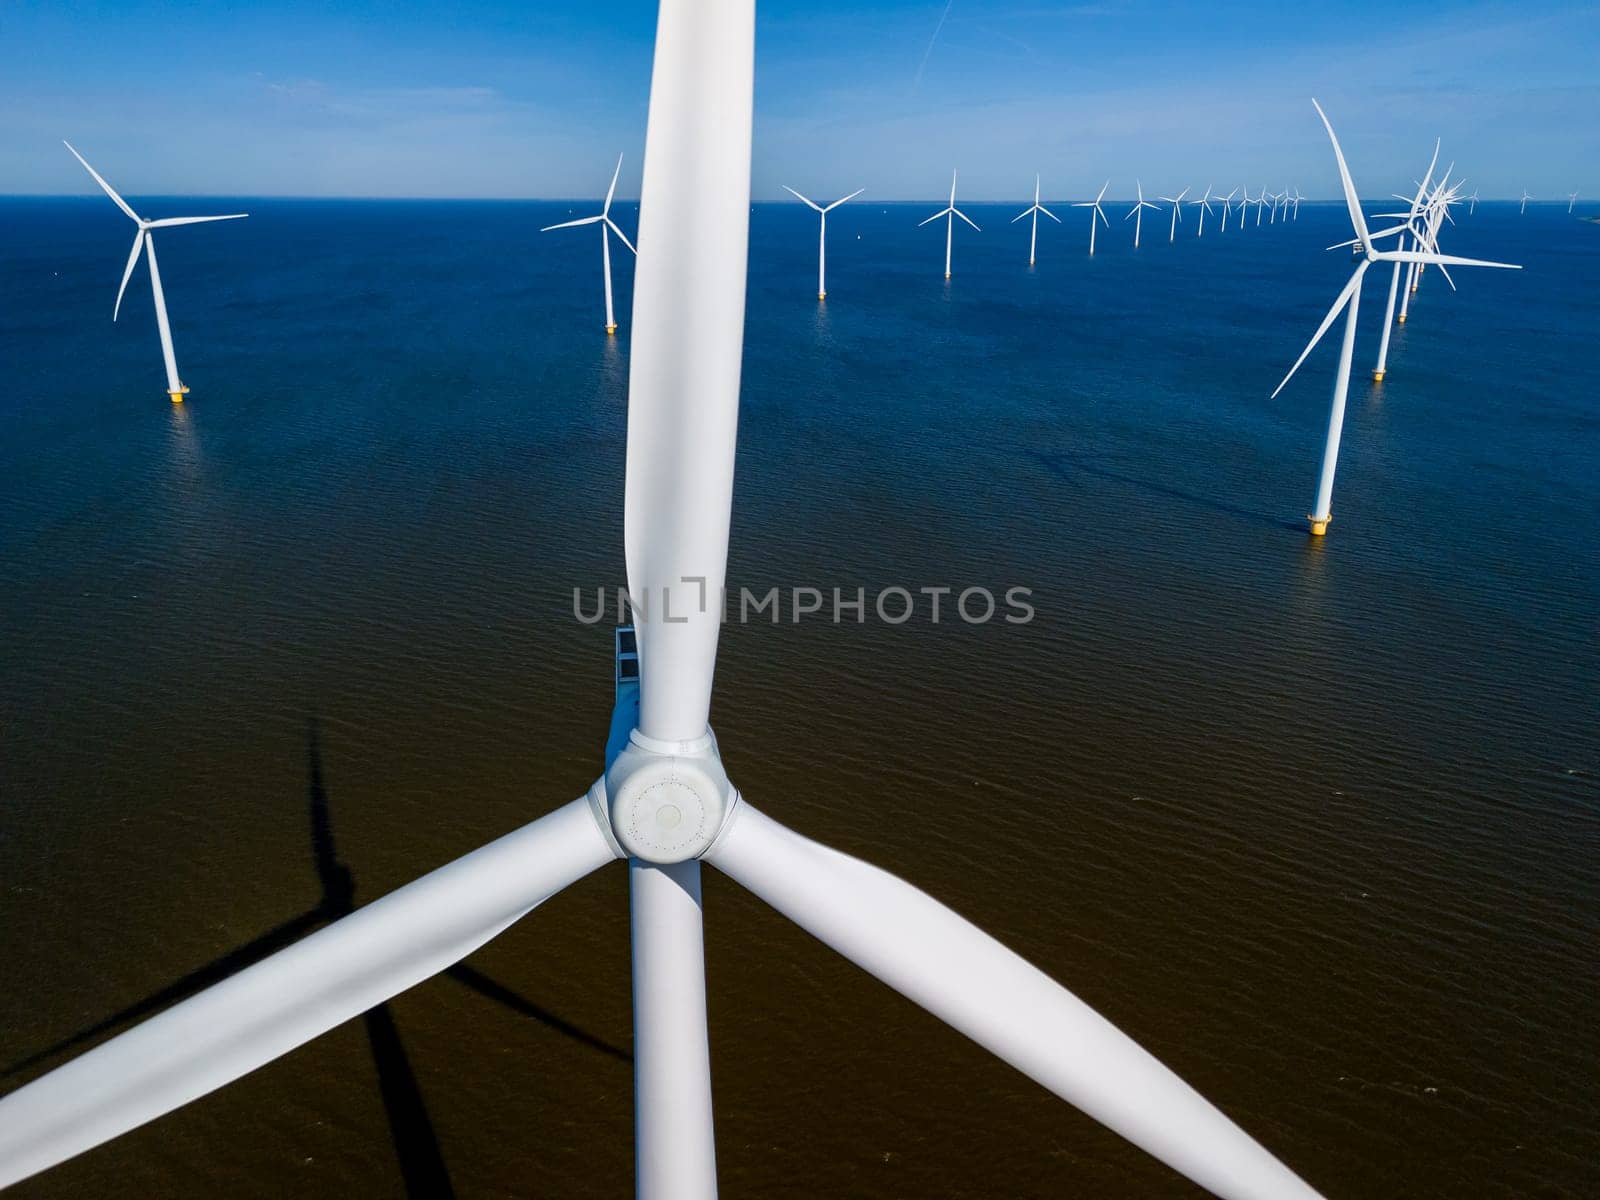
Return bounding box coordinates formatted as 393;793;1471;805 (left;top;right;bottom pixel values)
2;1;1596;201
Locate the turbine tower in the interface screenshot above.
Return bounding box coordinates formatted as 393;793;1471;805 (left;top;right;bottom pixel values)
920;169;980;278
1271;101;1518;537
1158;186;1189;242
782;184;863;299
63;141;248;403
1010;173;1060;266
1125;180;1160;248
1188;185;1216;237
1072;180;1110;255
541;154;638;334
6;14;1353;1200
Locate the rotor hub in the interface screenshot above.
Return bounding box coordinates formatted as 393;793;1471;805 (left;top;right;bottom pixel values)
603;730;733;863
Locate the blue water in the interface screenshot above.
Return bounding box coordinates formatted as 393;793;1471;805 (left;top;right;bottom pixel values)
1;195;1597;1199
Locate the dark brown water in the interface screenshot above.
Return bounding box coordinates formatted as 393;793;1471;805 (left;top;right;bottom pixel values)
2;199;1597;1197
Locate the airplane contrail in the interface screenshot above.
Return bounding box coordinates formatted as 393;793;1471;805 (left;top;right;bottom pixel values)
913;0;955;91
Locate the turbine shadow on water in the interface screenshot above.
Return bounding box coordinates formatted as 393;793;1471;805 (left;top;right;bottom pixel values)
1030;450;1305;534
1;719;629;1197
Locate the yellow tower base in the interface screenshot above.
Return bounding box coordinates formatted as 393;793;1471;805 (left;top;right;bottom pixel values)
818;292;826;300
944;272;951;279
1308;516;1330;536
169;386;189;404
605;324;618;335
1396;313;1407;324
1372;369;1385;382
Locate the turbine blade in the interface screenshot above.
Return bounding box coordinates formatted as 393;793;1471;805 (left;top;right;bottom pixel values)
1270;266;1365;400
952;207;980;231
62;141;140;223
782;185;822;212
0;798;617;1192
541;215;604;232
1310;99;1370;248
918;208;952;227
623;0;756;740
707;802;1328;1200
1380;250;1521;270
1096;179;1109;202
113;230;145;322
1038;204;1060;222
604;152;624;215
823;187;863;211
1012;207;1033;223
144;214;249;227
604;217;637;255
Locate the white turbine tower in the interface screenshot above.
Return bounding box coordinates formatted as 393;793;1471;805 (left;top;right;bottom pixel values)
1271;100;1518;537
1010;174;1060;266
1072;180;1110;254
1372;140;1440;382
542;154;638;334
63;141;247;404
782;184;862;299
1125;180;1160;248
1159;186;1189;242
0;9;1345;1200
1219;187;1240;232
1520;188;1533;214
920;169;980;278
1188;185;1216;237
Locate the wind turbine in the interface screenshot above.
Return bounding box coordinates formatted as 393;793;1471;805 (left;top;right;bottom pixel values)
1187;185;1216;237
1520;189;1533;215
1266;190;1282;225
0;8;1342;1200
920;169;980;278
1072;180;1110;254
1467;189;1479;215
542;153;637;334
1219;187;1240;232
1125;180;1160;248
1271;100;1518;536
63;141;247;404
1256;186;1268;226
782;184;863;299
1010;173;1060;266
1371;140;1439;381
1158;186;1189;242
1569;191;1579;214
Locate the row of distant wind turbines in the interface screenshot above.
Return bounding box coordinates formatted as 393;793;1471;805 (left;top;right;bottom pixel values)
64;125;1522;543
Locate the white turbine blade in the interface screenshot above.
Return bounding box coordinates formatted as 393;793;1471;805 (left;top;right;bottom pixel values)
1435;261;1458;292
952;207;980;231
1310;99;1370;248
604;216;638;255
0;797;617;1192
707;802;1328;1200
1176;186;1190;202
782;185;822;212
624;0;755;742
1012;206;1033;223
1095;205;1109;228
1038;204;1060;222
541;214;603;232
918;208;953;227
604;152;625;215
822;187;863;211
145;214;249;227
1358;222;1414;242
1095;179;1110;203
62;141;140;223
1380;250;1521;270
949;169;958;206
1270;267;1365;399
113;230;145;322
